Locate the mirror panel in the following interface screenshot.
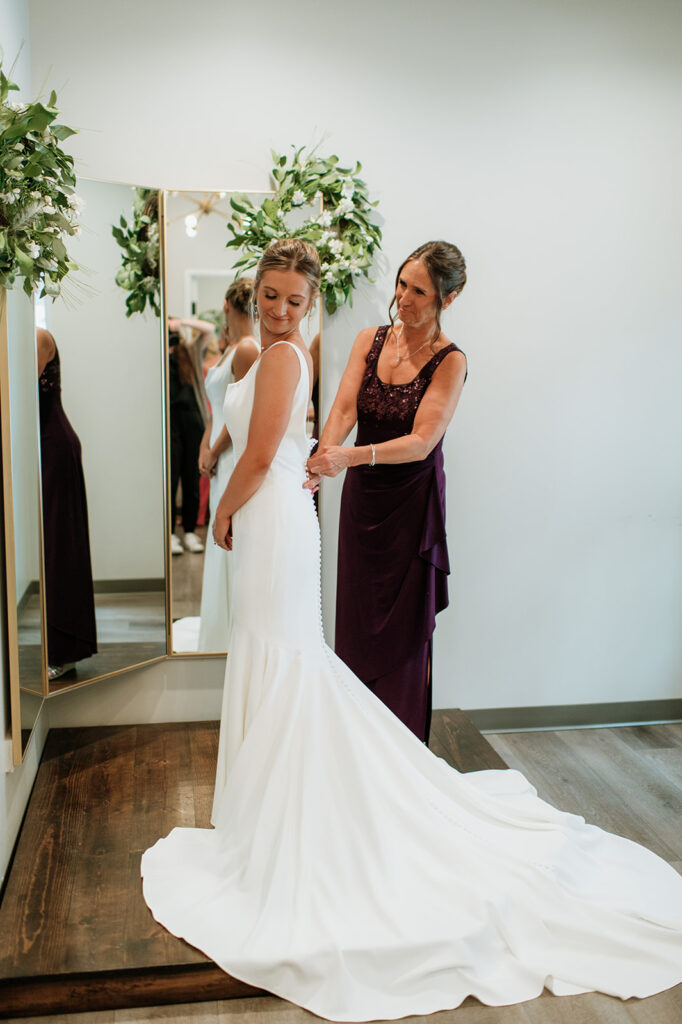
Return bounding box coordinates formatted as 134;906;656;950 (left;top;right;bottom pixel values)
40;178;167;692
1;287;46;764
163;190;322;654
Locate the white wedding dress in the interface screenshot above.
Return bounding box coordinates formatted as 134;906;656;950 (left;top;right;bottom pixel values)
142;342;682;1022
197;348;237;652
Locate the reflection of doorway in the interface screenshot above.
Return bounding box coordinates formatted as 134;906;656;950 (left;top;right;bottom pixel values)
185;269;233;319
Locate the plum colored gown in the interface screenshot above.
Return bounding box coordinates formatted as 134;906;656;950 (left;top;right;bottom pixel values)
142;342;682;1022
39;345;97;666
336;326;463;740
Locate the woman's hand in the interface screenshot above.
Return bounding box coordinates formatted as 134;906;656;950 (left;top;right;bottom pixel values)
303;470;322;493
213;510;232;550
307;445;353;479
199;446;218;478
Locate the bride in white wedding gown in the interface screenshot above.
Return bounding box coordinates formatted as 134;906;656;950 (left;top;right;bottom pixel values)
141;239;682;1022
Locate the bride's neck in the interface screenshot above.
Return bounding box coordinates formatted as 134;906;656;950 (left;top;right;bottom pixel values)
260;326;302;349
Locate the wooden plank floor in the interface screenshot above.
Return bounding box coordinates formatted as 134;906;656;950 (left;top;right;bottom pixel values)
0;711;505;1018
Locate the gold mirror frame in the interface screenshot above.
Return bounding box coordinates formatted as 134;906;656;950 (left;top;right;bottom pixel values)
1;288;48;765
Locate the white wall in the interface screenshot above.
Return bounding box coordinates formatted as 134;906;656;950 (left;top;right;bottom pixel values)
0;0;49;888
46;178;165;581
22;0;682;716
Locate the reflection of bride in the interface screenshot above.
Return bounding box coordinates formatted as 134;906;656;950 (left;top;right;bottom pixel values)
197;279;258;651
143;239;682;1022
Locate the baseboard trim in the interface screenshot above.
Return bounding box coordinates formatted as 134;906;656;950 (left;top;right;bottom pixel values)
93;578;166;594
465;699;682;733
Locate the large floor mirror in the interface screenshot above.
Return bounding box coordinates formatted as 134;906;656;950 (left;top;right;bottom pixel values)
38;178;168;691
3;178;168;764
163;190;322;655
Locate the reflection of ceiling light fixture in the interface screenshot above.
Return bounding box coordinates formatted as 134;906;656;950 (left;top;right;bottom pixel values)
169;191;232;233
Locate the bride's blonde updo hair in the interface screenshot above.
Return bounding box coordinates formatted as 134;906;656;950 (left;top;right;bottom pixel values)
253;238;321;313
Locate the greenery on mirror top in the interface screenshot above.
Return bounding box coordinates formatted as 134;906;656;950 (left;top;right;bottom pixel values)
227;146;382;315
0;64;79;299
112;188;160;316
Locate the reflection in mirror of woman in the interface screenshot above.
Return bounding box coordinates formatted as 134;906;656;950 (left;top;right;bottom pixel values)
172;281;259;652
168;316;215;558
36;326;98;683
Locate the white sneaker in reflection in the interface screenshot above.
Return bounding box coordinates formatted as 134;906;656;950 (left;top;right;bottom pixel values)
171;533;184;555
183;531;205;553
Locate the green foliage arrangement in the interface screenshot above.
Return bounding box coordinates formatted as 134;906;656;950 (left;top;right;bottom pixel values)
0;64;79;299
112;188;160;317
227;146;382;315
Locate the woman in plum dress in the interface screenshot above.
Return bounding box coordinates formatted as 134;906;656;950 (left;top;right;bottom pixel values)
142;239;682;1022
37;328;97;680
307;241;467;741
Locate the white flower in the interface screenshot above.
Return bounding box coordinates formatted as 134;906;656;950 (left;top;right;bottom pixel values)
324;270;336;284
26;241;41;259
341;182;354;199
67;193;84;212
43;200;56;214
7;101;27;113
318;210;332;228
3;192;16;205
329;238;343;256
337;258;350;271
291;189;306;206
30;190;42;199
336;197;354;217
320;231;332;246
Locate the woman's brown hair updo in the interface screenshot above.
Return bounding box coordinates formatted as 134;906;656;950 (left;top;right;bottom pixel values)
225;276;255;317
388;240;467;347
254;238;321;313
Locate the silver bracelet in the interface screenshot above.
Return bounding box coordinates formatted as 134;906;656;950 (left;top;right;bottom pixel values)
369;443;376;467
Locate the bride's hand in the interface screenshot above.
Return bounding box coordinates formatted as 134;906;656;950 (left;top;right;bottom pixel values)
306;446;351;479
198;446;218;478
213;510;232;550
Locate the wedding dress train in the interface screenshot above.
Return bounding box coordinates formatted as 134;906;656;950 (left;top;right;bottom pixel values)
142;343;682;1021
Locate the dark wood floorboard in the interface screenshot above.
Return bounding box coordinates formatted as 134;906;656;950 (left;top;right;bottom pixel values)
0;710;501;1018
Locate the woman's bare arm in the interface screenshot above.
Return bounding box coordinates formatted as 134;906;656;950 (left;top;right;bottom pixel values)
308;350;467;476
232;337;260;381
